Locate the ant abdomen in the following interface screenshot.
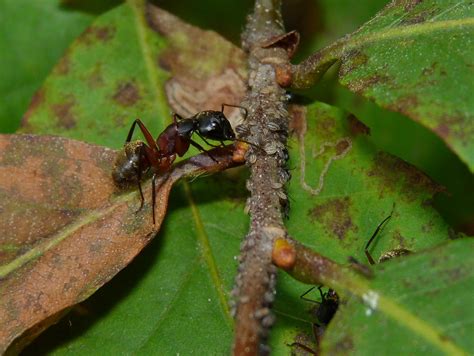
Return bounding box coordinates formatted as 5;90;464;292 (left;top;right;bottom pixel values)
112;140;148;188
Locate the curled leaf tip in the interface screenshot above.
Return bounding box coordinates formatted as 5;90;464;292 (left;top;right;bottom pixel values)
261;30;300;59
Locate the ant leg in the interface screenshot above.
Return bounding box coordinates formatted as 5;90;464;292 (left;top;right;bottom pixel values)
195;132;222;148
317;286;326;301
189;139;218;162
300;286;321;304
126;119;160;153
134;143;147;212
365;205;395;265
221;103;248;120
151;173;156;225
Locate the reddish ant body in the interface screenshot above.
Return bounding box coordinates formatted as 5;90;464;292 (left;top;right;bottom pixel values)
112;104;247;223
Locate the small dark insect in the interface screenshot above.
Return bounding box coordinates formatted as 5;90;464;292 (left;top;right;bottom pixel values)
301;286;340;327
289;286;340;355
112;104;247;223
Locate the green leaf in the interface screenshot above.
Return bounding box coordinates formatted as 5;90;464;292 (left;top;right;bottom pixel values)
337;0;474;171
286;101;450;264
0;0;95;133
266;101;455;352
322;238;474;355
19;2;170;148
292;0;474;232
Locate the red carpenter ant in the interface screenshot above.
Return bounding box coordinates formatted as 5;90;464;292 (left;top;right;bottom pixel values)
112;104;248;224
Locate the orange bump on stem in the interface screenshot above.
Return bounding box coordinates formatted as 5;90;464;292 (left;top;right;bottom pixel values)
272;238;296;270
275;64;292;88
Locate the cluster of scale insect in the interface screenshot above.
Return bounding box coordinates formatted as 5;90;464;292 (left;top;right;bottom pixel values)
238;93;292;219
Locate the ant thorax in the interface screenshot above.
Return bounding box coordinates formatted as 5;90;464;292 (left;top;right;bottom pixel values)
175;119;195;139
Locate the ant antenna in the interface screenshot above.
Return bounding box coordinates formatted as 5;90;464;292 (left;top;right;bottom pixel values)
221;103;248;120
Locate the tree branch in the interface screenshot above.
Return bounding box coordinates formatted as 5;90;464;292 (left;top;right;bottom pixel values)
232;0;292;354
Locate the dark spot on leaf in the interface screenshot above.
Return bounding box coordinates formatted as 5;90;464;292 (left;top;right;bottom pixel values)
367;152;443;202
402;0;424;12
315;116;336;139
308;197;357;240
21;89;46;127
51;98;77;129
386;95;419;119
54;55;70;76
113;114;127;128
392;230;409;248
346;74;391;94
289;105;306;139
339;50;369;77
433;114;472;147
422;62;439;77
336;140;350;155
87;64;104;88
400;7;436;25
439;266;468;286
347;114;370;136
113;82;141;107
434;123;450;139
96;26;115;41
332;335;354;353
78;25;115;46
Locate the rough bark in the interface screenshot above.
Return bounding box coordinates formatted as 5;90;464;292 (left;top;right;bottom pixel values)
232;0;292;354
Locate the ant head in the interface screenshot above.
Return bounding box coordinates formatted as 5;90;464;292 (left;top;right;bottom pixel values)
196;111;236;141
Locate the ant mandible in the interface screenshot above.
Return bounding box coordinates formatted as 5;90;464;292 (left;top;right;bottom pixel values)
112;104;247;224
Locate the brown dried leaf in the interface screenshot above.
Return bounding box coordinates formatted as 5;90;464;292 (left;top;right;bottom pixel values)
147;4;247;124
0;134;236;353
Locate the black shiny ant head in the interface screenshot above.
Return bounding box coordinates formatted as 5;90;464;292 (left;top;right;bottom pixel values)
193;110;236;141
112;140;149;188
